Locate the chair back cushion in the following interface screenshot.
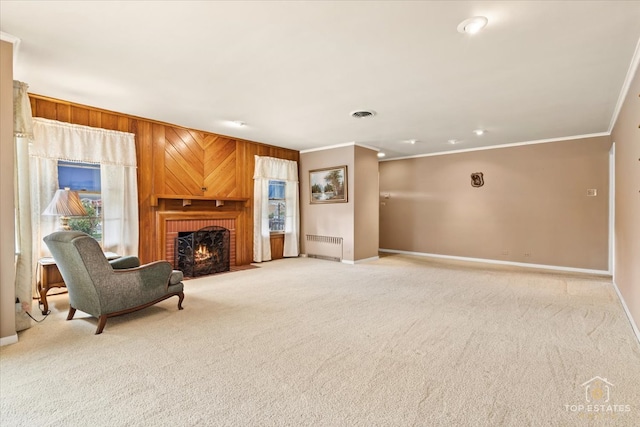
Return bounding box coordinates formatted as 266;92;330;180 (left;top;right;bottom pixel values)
44;231;112;317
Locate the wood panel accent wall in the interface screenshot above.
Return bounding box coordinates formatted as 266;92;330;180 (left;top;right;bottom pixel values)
270;234;285;260
29;94;299;265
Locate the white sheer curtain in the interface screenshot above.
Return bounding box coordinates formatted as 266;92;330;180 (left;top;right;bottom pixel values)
253;156;299;262
13;81;34;331
30;118;139;257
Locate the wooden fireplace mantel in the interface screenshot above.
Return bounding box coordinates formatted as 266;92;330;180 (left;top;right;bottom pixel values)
151;194;250;207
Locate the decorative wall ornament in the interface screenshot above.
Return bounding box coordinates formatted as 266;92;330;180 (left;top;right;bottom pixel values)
471;172;484;188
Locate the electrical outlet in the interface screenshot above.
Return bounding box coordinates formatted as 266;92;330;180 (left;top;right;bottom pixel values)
524;252;531;257
587;189;597;197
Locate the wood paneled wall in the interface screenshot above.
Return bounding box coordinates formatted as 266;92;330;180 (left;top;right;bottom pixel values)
29;94;299;265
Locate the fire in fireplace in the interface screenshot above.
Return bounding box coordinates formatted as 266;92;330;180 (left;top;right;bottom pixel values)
175;226;230;278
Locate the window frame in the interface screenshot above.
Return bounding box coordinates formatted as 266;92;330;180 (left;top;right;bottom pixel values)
267;180;286;234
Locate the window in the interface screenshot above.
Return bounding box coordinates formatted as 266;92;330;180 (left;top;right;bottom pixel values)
58;161;102;242
268;180;286;232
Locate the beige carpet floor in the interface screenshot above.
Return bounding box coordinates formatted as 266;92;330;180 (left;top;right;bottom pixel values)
1;254;639;427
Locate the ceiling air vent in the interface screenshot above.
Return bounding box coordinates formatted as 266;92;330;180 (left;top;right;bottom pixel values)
350;110;376;118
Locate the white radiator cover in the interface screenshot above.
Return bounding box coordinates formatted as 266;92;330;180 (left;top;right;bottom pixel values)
305;234;343;262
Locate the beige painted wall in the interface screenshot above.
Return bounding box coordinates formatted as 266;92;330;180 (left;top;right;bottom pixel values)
300;144;379;262
354;146;379;260
611;65;639;331
379;136;611;271
300;146;355;261
0;41;16;342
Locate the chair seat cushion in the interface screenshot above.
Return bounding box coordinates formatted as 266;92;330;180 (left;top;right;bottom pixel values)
169;270;184;285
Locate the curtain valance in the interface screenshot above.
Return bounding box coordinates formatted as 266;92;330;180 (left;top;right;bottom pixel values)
253;156;298;182
31;118;136;167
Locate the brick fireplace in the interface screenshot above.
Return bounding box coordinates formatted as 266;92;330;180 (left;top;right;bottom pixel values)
157;212;239;271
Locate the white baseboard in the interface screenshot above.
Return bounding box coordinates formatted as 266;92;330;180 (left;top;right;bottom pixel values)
612;281;640;347
342;256;380;265
0;334;18;347
378;249;611;276
301;253;380;265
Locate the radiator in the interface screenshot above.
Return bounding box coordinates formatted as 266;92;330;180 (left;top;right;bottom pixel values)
305;234;343;262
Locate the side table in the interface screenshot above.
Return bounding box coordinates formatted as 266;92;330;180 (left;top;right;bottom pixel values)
37;252;120;315
37;258;65;315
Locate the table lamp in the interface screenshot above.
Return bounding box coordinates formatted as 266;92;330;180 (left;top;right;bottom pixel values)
42;187;88;230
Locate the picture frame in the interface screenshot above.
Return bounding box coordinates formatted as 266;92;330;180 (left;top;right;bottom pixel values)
309;165;348;203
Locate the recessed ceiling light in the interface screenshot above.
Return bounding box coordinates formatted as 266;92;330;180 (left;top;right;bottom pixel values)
473;129;486;136
448;139;459;145
457;16;488;34
351;110;376;118
377;152;386;158
407;139;417;145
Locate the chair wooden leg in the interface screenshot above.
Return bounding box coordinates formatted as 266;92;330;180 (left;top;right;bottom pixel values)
67;307;76;320
95;315;108;335
177;291;184;310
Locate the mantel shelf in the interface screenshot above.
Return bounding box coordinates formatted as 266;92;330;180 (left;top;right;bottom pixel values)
151;194;250;207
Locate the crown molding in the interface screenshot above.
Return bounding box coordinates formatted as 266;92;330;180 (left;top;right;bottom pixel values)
0;32;21;65
379;132;611;162
300;141;379;154
0;32;20;44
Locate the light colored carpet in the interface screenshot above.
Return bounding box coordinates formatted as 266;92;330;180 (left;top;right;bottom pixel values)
1;255;639;426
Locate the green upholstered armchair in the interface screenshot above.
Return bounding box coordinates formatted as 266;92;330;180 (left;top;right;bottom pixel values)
44;231;184;334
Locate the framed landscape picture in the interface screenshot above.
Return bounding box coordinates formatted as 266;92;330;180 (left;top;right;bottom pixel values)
309;165;348;204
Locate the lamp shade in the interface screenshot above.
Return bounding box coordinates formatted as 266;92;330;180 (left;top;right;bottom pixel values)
43;188;88;217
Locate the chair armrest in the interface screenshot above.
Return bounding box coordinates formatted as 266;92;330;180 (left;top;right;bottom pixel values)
111;261;173;290
109;256;141;270
169;270;184;285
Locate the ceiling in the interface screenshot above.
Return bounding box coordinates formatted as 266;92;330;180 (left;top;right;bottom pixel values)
2;1;639;160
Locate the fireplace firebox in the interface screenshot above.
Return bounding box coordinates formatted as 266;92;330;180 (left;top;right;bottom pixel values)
175;226;230;278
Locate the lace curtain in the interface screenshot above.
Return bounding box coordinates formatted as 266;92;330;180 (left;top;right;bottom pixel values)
253;156;299;262
13;81;34;332
30;118;139;257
